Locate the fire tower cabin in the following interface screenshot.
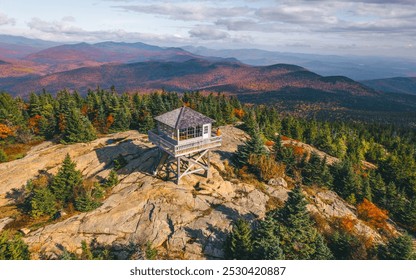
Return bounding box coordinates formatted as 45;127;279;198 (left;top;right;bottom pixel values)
148;106;222;184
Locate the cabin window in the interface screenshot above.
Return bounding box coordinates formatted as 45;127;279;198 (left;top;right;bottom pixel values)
178;126;203;140
179;128;187;140
196;125;202;137
158;122;174;138
203;125;209;134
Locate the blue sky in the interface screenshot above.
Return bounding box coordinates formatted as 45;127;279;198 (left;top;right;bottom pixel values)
0;0;415;58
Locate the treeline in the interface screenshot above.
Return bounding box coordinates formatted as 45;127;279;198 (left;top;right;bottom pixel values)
0;89;243;161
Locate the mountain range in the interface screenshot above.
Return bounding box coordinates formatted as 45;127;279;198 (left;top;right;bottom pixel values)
1;34;416;124
0;35;377;96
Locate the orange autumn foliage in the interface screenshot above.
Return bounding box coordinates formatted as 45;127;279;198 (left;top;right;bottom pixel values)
283;143;306;156
28;115;42;134
248;154;285;181
280;135;291;141
339;215;357;233
81;104;89;116
58;113;66;132
357;199;389;230
293;146;305;155
106;114;114;129
0;123;14;139
265;140;274;147
233;108;245;119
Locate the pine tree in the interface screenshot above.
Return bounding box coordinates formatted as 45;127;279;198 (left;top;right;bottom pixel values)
378;234;415;260
29;186;57;218
0;148;7;163
50;154;83;206
313;233;334;260
252;215;283;260
275;185;332;259
331;159;361;202
75;194;100;212
61;108;96;144
104;170;119;188
0;231;30;260
111;105;131;132
302;152;324;186
225;219;253;260
328;230;364;260
235;128;267;167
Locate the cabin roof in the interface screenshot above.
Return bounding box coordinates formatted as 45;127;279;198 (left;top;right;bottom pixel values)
154;106;214;130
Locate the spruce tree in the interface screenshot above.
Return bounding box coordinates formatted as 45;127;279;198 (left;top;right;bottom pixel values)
235;128;267;167
0;231;30;260
111;105;131;132
275;185;332;259
313;233;334;260
0;148;7;163
378;234;415;260
61;108;96;144
50;154;83;206
104;170;119;188
225;219;253;260
29;187;57;218
252;215;283;260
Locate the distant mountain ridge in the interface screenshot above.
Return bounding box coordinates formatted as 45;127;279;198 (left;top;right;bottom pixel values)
362;77;416;95
183;46;416;81
0;59;376;98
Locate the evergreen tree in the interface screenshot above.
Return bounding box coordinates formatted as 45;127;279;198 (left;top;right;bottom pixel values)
75;194;101;212
331;159;361;203
50;154;83;206
0;93;25;126
328;230;364;260
302;153;333;187
378;234;415;260
225;219;253;260
0;148;7;163
274;185;332;260
29;187;57;218
137;110;154;133
313;234;334;260
252;215;283;260
111;105;131;132
235;128;267;166
0;231;30;260
61;108;96;144
104;170;119;188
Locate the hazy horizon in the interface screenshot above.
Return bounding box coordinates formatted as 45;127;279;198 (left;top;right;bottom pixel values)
1;0;415;59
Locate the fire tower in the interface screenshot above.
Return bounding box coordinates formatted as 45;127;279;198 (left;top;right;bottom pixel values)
148;106;222;184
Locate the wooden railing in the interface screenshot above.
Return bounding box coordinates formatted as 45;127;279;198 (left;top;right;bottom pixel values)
148;130;222;157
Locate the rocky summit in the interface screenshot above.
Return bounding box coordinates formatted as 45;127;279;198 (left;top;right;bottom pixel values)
0;126;390;259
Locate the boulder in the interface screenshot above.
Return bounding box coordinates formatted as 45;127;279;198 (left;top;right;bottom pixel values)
0;217;14;232
268;177;288;188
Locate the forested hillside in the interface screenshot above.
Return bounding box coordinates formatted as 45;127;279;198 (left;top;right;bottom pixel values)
1;89;415;260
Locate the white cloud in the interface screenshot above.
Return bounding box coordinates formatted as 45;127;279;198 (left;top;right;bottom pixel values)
114;3;252;21
0;12;16;26
25;17;192;45
189;26;230;40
